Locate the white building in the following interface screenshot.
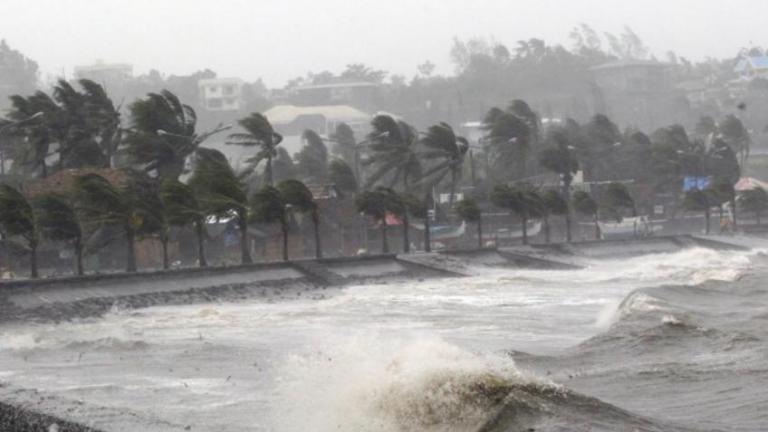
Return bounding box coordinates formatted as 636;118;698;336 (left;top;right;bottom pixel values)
73;61;132;88
198;78;244;111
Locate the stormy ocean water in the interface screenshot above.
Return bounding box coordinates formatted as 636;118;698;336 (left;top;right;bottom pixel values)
0;245;765;431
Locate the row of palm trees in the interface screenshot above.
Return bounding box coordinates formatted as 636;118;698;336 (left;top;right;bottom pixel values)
0;148;323;278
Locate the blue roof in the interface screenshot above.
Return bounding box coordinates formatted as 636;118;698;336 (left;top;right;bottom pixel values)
750;56;768;68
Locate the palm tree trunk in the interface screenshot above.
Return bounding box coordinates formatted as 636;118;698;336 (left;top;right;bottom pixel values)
312;212;322;259
449;169;457;209
195;220;207;267
266;154;274;186
161;233;169;270
477;218;483;248
563;180;572;243
381;221;389;254
594;214;601;240
718;206;724;232
30;241;38;279
75;236;84;276
402;211;410;253
126;228;137;272
731;197;737;228
544;216;551;244
238;214;252;264
282;221;289;261
705;209;710;235
424;215;431;252
521;215;528;245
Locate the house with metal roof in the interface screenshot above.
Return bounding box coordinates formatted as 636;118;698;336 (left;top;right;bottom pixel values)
734;56;768;80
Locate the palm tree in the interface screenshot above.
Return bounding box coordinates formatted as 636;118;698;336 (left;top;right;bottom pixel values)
226;112;283;186
126;90;227;180
710;177;737;229
78;79;122;168
251;186;289;261
541;190;568;244
683;189;713;234
419;123;469;208
356;187;401;254
278;179;322;259
296;129;329;184
482;108;531;181
573;191;600;240
161;179;208;267
328;159;358;197
189;148;252;264
34;193;85;275
402;193;431;252
363;115;421;191
490;183;539;245
539;126;579;242
7;92;57;177
455;198;483;248
739;187;768;226
601;182;636;222
74;171;160;272
0;185;39;277
329;122;358;175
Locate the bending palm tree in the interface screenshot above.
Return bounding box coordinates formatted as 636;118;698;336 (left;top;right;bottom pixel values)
161;179;208;267
34;194;85;275
189;148;252;264
0;185;39;278
227;113;283;186
363;115;421;191
419;123;469;208
251;186;289;261
278;179;322;258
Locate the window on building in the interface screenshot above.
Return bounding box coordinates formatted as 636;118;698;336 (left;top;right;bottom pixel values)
223;85;234;95
208;98;223;109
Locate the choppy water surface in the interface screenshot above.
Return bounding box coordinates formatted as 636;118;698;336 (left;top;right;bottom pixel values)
1;247;766;431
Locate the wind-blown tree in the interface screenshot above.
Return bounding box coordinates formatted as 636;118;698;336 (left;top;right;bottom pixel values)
490;183;539;245
278;179;322;259
74;171;158;272
161;179;208;267
739;187;768;225
7;92;57;177
328;159;358;197
329;122;358;171
125;90;227;180
573;191;600;240
0;185;39;277
507;100;540;147
226;112;283;186
538;125;579;241
708;139;740;183
34;194;85;275
189;148;252;264
51;79;109;170
482;108;531;181
541;190;568;244
356;187;401;254
251;186;289;261
272;147;297;183
455;198;483;248
683;189;713;235
581;114;623;181
78;79;123;167
364;115;422;191
296;129;329;183
419;122;469;207
719;114;750;165
601;182;636;222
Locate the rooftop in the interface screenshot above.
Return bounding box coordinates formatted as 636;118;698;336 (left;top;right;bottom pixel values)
263;104;370;125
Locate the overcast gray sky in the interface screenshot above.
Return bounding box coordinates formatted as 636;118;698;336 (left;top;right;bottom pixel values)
0;0;765;87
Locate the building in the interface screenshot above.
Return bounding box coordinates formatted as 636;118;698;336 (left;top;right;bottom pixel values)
734;56;768;80
73;61;132;90
287;81;382;111
198;78;244;111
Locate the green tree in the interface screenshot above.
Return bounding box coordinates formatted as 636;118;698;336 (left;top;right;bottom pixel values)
739;187;768;225
601;182;636;222
34;194;85;275
356;187;401;253
573;191;600;240
719;114;750;165
126;90;227;180
7;92;57;177
364;115;421;190
710;176;737;229
278;179;322;259
0;184;39;277
490;183;539;245
226;112;283;186
328;159;358;196
329;122;357;170
541;190;568;244
455;198;483;248
189;148;252;264
482;108;531;181
251;186;289;261
296;129;329;183
273;147;297;184
160;179;208;267
74;171;158;272
538;125;579;241
683;189;713;234
402;193;431;252
419;123;469;207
